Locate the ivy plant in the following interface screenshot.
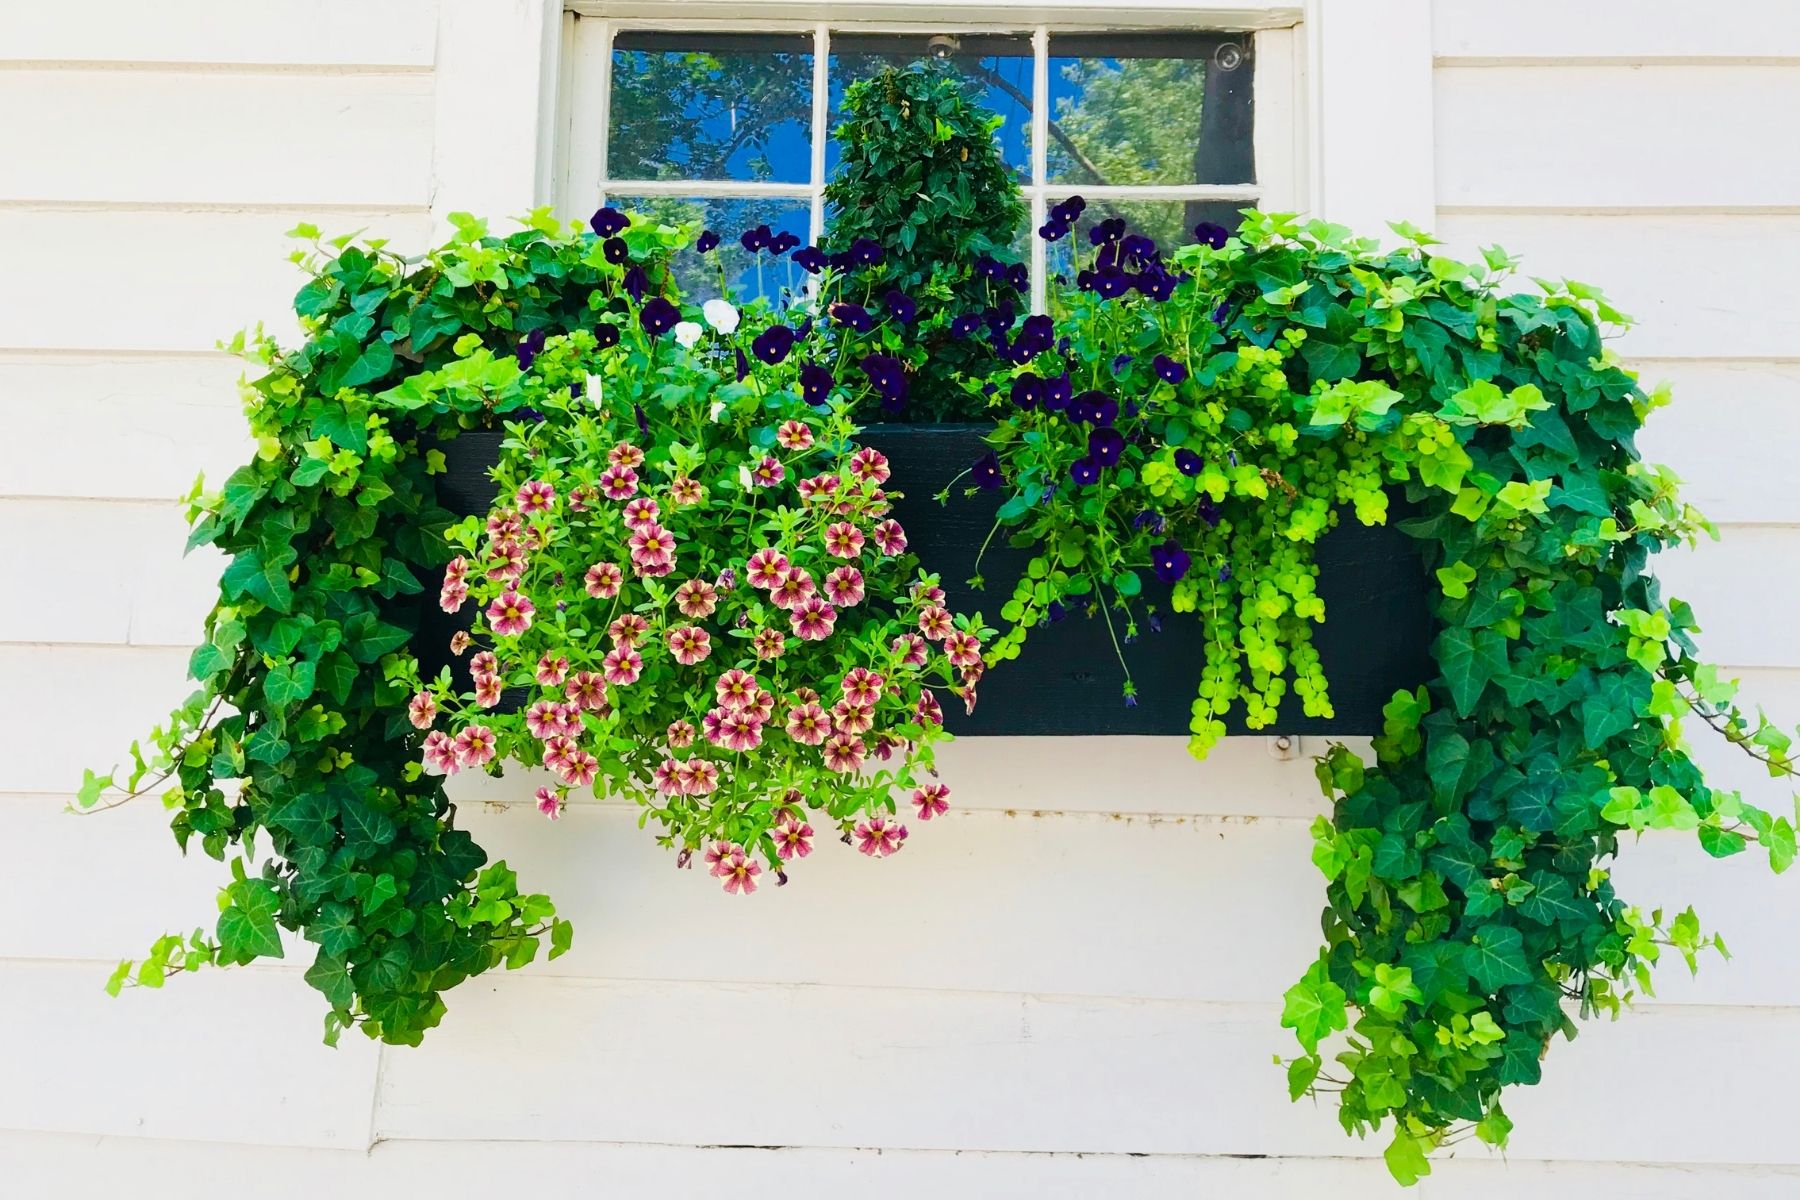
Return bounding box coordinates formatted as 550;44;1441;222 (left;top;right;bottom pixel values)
971;207;1800;1182
823;62;1027;420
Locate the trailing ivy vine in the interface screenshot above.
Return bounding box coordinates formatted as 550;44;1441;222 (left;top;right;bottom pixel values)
972;209;1800;1181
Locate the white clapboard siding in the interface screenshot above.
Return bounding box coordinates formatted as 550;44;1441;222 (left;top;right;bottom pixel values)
1433;0;1800;63
0;0;437;68
1435;65;1800;211
0;500;219;647
1433;213;1800;360
16;787;1799;1008
1635;360;1800;525
11;1131;1800;1200
0;959;380;1149
372;973;1800;1165
0;70;434;208
0;644;195;797
0;354;252;502
0;209;432;353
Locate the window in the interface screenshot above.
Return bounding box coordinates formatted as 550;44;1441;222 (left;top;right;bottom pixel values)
558;17;1300;307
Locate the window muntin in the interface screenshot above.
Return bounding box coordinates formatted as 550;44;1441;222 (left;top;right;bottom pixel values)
565;19;1287;307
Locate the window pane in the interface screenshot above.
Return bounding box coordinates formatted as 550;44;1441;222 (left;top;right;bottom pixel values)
826;34;1033;180
1046;33;1254;187
609;32;814;184
1042;197;1248;284
610;195;813;307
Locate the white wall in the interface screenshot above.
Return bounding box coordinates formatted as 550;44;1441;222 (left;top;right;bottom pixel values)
5;1;1800;1195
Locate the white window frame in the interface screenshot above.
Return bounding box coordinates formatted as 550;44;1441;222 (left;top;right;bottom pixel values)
555;15;1302;310
430;0;1435;255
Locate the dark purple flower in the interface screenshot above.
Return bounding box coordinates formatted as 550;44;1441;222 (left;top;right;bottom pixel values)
830;303;874;333
850;238;884;266
1132;510;1165;534
1154;355;1189;385
885;289;917;325
740;224;773;253
1011;314;1054;360
634;403;650;437
1198;498;1222;527
975;255;1006;281
1111;353;1134;376
971;451;1003;491
1090;217;1127;245
594;323;621;349
1094;269;1132;300
589;207;628;237
603;237;630;265
1138;269;1178;302
639;296;679;335
859;353;908;405
516;407;546;422
568;378;583;399
1121;234;1158;266
623;266;647;299
514;327;547;369
1173;447;1204;476
695;229;721;254
769;231;800;256
1037;220;1070;242
1070;457;1101;486
1071;390;1118;427
752;324;797;365
793;246;827;274
949;312;981;338
799;362;834;405
1045;373;1072;411
1088;427;1126;467
1050;196;1086;224
1218;564;1233;583
1046;600;1067;623
1010;373;1045;410
1212;301;1233;326
1151;540;1191;584
1228;451;1238;467
1006;263;1029;293
1124;690;1139;707
736;348;751;381
1193;221;1230;249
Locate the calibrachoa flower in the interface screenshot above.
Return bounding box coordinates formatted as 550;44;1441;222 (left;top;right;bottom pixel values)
823;522;865;559
773;816;814;859
855;815;906;857
427;268;994;898
790;596;837;640
913;783;950;820
667;625;712;665
487;590;535;636
585;561;623;598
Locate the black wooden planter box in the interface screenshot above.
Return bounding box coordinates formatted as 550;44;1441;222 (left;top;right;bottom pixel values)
416;426;1432;736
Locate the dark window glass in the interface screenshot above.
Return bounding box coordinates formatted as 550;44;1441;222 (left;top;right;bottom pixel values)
609;195;812;304
609;32;815;183
826;33;1033;179
1046;33;1254;187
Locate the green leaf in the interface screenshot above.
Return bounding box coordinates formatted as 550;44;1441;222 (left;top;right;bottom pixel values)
1464;925;1534;993
216;879;284;963
339;796;396;860
1435;627;1509;717
262;660;317;710
304;952;356;1008
1281;958;1349;1053
1383;1131;1432;1186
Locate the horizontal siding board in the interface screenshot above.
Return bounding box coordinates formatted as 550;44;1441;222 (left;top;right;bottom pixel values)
0;355;251;501
1433;214;1800;359
1435;65;1800;209
0;500;219;646
0;959;379;1149
11;1132;1800;1200
373;974;1800;1164
0;70;433;207
1432;0;1800;62
1635;360;1800;524
0;0;438;67
0;209;432;353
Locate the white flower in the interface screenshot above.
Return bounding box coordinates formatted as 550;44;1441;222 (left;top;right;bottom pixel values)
709;400;728;422
738;465;754;490
674;320;703;348
703;299;740;335
585;373;604;408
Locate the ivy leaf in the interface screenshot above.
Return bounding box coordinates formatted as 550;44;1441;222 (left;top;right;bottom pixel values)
221;548;293;614
1463;925;1534;993
1384;1132;1432;1186
1435;627;1509;717
304;953;356;1008
271;790;340;849
217;879;284;963
339;796;397;860
263;660;317;710
1698;825;1748;859
1281;958;1348;1053
309;902;363;956
1516;872;1587;927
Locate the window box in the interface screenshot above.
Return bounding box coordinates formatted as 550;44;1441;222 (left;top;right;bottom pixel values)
416;425;1432;735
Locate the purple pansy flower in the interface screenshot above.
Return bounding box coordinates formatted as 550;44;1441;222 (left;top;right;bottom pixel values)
589;207;628;237
971;451;1003;491
1010;373;1045;410
793;246;827;274
695;229;721;254
799;362;834;405
1151;540;1192;584
1088;427;1126;467
949;312;981;337
1045;373;1073;411
1154;355;1188;385
850;238;884;266
769;231;800;255
594;324;621;349
1173;447;1204;476
1070;457;1101;487
885;289;917;325
639;297;679;335
752;324;797;365
831;303;874;333
740;224;773;253
603;237;630;265
623;266;647;299
1193;221;1230;249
